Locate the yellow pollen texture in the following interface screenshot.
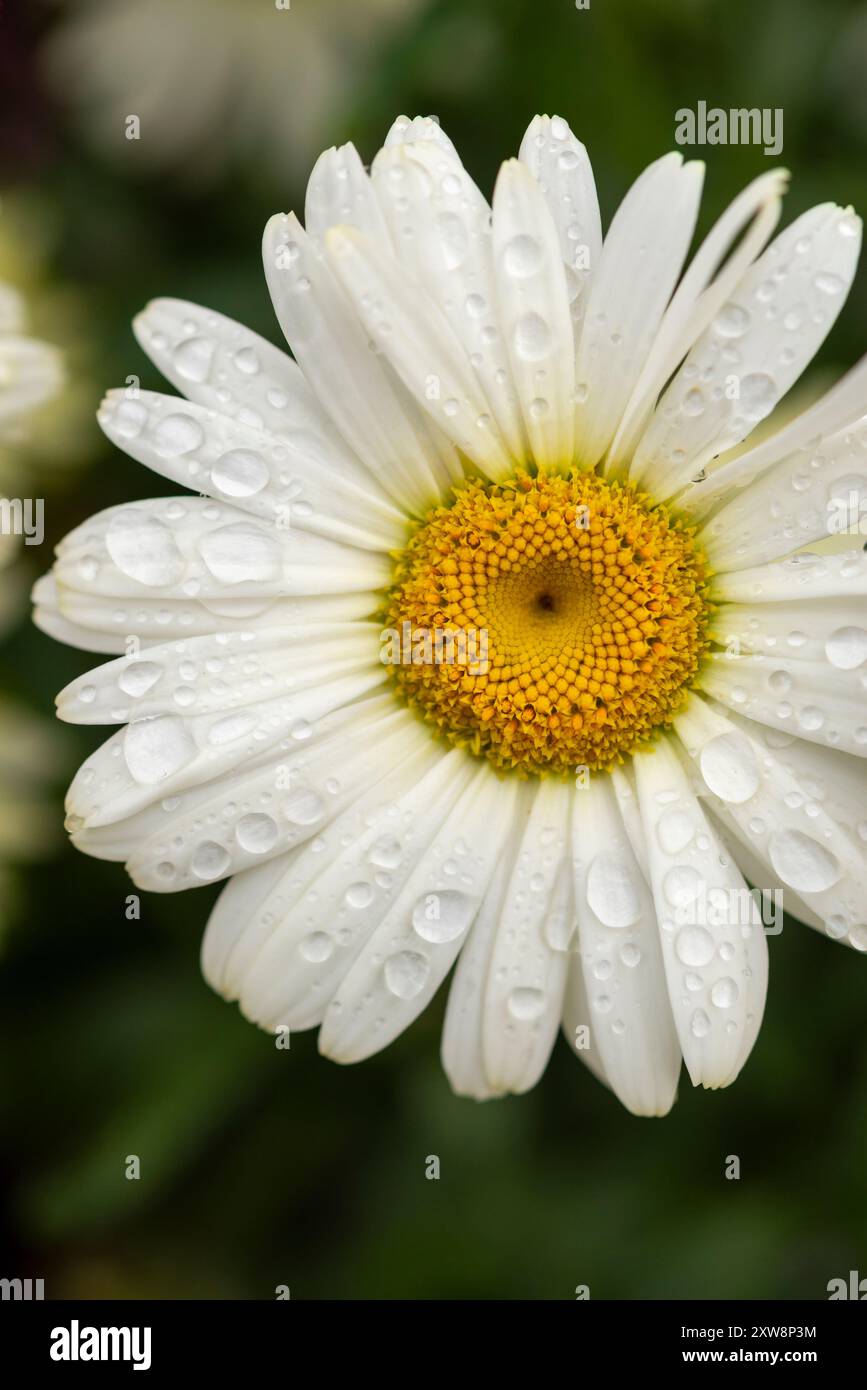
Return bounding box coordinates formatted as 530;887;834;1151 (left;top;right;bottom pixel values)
383;472;710;775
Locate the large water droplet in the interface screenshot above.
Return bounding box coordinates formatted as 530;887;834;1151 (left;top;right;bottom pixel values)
106;511;185;587
699;732;760;803
714;304;750;338
411;889;477;943
710;977;739;1009
173;336;214;383
503;234;543;277
153;413;204;457
768;829;840;892
191;840;230;880
123;715;196;784
513;312;551;361
507;986;545;1021
300;931;333;962
586;852;642;928
368;834;402;869
675;925;715;967
118;661;162;698
384;950;429;999
199;524;282;584
236;812;279;854
211;449;269;498
825;626;867;670
663;864;703;909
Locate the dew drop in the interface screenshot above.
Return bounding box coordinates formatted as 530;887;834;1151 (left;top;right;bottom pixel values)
384;950;429;999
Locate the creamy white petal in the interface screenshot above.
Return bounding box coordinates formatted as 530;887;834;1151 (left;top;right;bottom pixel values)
305;142;394;249
573;153;704;466
263;211;459;513
707;593;867;665
35;567;376;654
492;159;575;468
0;335;62;423
572;772;681;1115
633;735;769;1089
675;346;867;522
97;389;407;552
371;140;527;461
56;622;381;725
66;683;394;836
699;415;867;570
326;224;516;479
699;648;866;758
383;115;459;158
632;204;862;501
319;761;518;1063
518;115;601;329
440;834;524;1101
213;747;473;1031
52;496;388;600
131;298;378;493
92;701;426;891
477;779;570;1095
674;694;867;951
609;170;786;473
711;547;867;606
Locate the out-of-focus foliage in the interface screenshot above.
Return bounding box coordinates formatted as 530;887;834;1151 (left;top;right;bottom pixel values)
0;0;865;1299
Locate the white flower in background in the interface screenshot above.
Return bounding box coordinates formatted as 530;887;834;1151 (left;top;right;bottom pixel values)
0;279;63;488
41;0;421;181
36;115;867;1115
0;275;64;937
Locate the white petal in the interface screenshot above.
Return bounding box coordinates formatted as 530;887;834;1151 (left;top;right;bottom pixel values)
371;140;527;461
674;346;867;522
203;741;460;1024
492;159;576;468
263;212;458;513
35;565;376;654
699;414;867;570
52;496;388;600
305;142;393;248
518;114;601;325
707;593;867;665
478;779;570;1095
318;761;519;1063
66;684;395;837
633;735;769;1089
635;204;862;499
699;648;866;757
572;153;704;466
132;298;376;489
608;170;786;472
674;694;867;951
383;115;459;158
571;772;681;1115
97;389;407;552
56;622;381;725
95;700;426;891
326;224;515;479
711;547;867;605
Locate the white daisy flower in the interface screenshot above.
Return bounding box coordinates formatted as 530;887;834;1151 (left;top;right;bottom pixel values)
36;115;867;1116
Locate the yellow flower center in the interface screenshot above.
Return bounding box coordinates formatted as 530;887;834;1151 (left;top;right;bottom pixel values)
383;472;710;776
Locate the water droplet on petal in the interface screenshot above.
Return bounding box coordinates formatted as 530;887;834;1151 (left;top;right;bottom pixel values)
384;950;429;999
768;829;840;892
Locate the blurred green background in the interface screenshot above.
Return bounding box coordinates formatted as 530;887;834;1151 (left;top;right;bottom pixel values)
1;0;866;1299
